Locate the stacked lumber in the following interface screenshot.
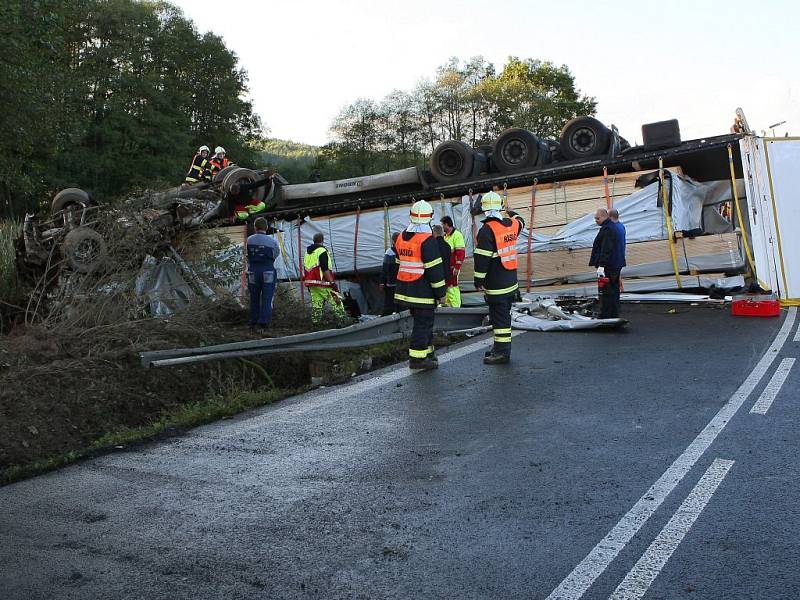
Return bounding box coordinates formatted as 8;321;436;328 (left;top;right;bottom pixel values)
459;232;742;285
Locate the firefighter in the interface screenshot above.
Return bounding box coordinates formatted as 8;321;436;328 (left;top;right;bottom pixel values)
473;191;524;365
395;200;447;370
208;146;230;180
303;232;345;323
228;171;273;222
440;215;466;307
185;145;211;183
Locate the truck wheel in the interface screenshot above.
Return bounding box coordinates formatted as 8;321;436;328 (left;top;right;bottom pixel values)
430;141;474;182
559;116;610;160
492;129;540;172
52;188;91;215
213;164;237;183
223;167;266;200
63;227;107;273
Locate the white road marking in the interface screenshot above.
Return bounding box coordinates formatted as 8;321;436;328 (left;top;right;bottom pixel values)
750;357;795;415
609;459;735;600
794;321;800;342
546;306;797;600
235;330;524;424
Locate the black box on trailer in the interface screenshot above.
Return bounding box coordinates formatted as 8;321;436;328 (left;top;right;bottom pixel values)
642;119;681;150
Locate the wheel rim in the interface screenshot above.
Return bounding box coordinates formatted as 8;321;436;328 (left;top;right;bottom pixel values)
438;149;464;176
570;127;596;154
72;238;101;267
502;138;528;165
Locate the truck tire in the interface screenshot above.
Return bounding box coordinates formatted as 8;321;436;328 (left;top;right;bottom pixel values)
430;141;474;182
213;164;237;183
492;129;540;172
63;227;107;274
52;188;91;215
559;116;610;160
223;167;266;201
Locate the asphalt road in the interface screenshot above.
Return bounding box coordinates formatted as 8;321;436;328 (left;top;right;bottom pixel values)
2;304;798;600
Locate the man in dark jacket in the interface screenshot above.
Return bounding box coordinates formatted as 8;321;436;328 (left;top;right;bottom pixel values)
380;232;400;316
589;207;623;318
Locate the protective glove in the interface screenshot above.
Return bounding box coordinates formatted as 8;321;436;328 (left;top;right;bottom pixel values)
596;266;605;277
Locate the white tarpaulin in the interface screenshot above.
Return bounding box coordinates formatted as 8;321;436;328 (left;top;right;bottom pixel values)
258;174;743;281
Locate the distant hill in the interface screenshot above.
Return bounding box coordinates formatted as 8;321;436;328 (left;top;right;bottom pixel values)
258;139;319;184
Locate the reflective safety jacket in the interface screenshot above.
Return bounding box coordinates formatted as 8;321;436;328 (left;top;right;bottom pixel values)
303;244;334;287
185;154;210;183
395;231;446;307
473;215;524;297
208;156;230;178
444;228;466;286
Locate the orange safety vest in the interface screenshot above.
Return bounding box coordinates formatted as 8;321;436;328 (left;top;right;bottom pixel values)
486;220;519;270
396;233;429;282
210;157;229;173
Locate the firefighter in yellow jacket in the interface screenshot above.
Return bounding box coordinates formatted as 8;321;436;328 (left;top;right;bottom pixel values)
473;191;524;364
303;232;345;322
395;200;447;370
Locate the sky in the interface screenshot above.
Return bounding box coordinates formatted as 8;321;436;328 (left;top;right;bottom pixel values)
172;0;799;147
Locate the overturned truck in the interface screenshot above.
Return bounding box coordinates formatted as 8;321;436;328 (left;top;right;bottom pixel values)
19;112;800;312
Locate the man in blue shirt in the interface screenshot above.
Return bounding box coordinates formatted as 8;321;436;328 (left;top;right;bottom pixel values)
609;207;627;316
246;217;280;331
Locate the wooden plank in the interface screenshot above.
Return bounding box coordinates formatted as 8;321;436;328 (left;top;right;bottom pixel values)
460;232;741;283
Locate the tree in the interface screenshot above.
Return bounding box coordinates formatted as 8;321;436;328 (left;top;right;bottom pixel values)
0;0;265;218
478;57;596;139
319;56;596;178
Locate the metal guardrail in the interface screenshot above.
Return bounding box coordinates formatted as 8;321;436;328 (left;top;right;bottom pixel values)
140;307;488;368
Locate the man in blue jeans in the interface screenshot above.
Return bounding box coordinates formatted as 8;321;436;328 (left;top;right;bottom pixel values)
246;217;279;331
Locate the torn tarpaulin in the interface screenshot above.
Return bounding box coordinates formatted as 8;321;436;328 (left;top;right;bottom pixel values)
135;255;193;315
510;299;626;331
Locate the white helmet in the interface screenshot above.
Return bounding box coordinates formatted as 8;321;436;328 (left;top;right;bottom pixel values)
198;145;210;153
215;146;225;155
410;199;434;224
481;190;503;213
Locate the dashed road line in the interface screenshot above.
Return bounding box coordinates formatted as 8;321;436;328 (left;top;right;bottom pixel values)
751;357;795;415
609;459;735;600
546;306;796;600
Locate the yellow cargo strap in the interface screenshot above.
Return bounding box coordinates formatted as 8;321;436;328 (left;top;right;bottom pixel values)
659;158;683;289
727;143;762;288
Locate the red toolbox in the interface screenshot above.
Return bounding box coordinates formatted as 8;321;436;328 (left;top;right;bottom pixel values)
731;295;781;317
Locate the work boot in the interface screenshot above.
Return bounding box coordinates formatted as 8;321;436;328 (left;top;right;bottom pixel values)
429;352;438;363
409;357;438;371
483;352;510;365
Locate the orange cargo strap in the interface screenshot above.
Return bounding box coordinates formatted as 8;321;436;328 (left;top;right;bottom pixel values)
603;166;612;209
526;178;538;292
297;220;305;306
486;220;519;270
